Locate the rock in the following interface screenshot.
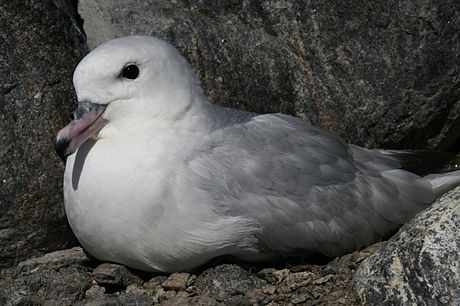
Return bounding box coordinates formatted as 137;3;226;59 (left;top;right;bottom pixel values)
79;0;460;151
51;0;81;24
353;187;460;305
161;272;192;291
18;246;89;273
194;264;267;303
0;244;379;305
92;263;144;289
160;292;218;306
258;268;290;284
143;275;168;289
84;285;105;299
0;0;87;268
80;283;157;306
0;247;92;305
78;292;155;306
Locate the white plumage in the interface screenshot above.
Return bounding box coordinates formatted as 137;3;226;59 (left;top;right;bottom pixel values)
56;36;460;272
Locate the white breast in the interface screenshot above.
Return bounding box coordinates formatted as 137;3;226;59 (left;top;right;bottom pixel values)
63;130;261;272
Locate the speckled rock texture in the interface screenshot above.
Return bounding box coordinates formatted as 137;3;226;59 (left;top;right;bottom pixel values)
353;187;460;305
79;0;460;150
0;0;87;268
0;245;380;305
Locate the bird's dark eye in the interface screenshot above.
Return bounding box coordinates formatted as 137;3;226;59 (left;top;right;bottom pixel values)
121;64;140;80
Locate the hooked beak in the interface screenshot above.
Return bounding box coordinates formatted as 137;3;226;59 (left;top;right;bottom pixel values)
54;100;108;161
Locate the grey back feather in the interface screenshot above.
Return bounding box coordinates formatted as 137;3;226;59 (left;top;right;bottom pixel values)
186;111;448;258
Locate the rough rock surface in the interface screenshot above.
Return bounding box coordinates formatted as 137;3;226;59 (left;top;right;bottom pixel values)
0;0;87;267
0;248;91;305
0;245;380;305
79;0;460;150
353;187;460;305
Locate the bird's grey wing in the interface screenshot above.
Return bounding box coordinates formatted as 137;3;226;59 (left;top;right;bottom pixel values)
186;113;434;257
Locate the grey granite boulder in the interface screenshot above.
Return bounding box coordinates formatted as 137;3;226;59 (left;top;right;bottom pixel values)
0;0;87;267
353;187;460;305
79;0;460;150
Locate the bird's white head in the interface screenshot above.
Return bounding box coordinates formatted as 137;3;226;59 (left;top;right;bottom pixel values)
55;35;203;160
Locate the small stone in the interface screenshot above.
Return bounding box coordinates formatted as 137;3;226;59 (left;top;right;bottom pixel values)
151;286;166;304
92;263;143;287
438;294;452;304
312;291;321;300
167;294;218;306
262;285;277;295
312;274;334;285
284;271;314;284
273;269;290;283
18;247;89;273
185;285;198;295
276;284;292;294
162;289;177;301
291;293;310;304
336;297;349;304
161;272;190;291
144;275;168;289
85;285;105;298
92;263;124;286
175;291;190;299
257;268;278;283
125;284;148;295
194;264;267;301
186;274;197;287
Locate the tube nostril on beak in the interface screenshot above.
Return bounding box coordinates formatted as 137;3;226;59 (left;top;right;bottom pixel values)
55;101;107;162
54;138;70;162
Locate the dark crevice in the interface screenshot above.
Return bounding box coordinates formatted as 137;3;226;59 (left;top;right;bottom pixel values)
3;82;20;95
102;283;127;294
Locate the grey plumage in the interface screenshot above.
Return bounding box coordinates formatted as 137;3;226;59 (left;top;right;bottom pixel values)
185;110;443;259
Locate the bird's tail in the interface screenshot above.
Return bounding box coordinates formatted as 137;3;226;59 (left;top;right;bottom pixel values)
424;170;460;198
